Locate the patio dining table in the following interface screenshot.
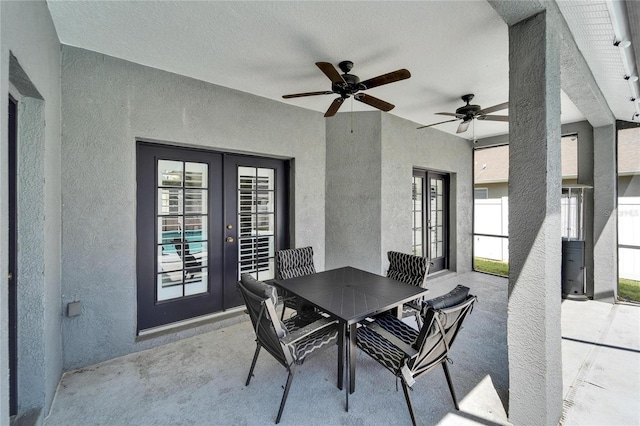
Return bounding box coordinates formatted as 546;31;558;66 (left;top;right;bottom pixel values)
272;266;428;408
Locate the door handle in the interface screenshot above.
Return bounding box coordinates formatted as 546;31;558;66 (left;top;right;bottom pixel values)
7;272;12;280
226;237;234;243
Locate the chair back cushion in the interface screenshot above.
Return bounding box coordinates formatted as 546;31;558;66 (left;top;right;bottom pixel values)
411;286;475;375
276;247;316;280
423;284;469;311
240;274;278;306
238;275;289;365
386;251;429;288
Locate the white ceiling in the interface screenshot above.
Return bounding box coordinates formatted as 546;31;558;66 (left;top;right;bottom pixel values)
46;1;637;140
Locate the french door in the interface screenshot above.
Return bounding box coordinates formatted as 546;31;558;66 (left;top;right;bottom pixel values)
412;169;449;273
137;143;288;331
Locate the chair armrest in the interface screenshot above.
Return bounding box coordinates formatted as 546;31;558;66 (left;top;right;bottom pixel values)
281;317;337;345
364;322;418;359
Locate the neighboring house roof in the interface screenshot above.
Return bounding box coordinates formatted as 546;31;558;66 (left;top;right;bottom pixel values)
475;129;639;183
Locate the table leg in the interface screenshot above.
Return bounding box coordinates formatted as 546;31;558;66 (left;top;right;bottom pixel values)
349;323;357;394
337;322;345;390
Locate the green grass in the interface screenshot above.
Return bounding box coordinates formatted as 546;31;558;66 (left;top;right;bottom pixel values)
474;258;640;302
474;257;509;277
619;278;640;303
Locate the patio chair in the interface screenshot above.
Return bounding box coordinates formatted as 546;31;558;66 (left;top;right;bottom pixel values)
238;274;339;424
357;285;476;426
172;238;202;279
275;246;316;319
386;251;430;327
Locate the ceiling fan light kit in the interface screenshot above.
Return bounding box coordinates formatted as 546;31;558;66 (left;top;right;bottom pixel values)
282;60;411;117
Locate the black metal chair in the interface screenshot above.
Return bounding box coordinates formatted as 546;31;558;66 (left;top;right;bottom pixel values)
357;285;476;426
238;274;338;424
386;251;430;327
275;246;316;319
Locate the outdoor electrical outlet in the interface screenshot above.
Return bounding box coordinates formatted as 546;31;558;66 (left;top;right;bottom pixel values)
67;301;82;317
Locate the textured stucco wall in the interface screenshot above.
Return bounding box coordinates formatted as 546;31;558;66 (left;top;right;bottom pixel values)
507;11;563;425
325;112;382;273
381;113;473;274
60;46;326;370
325;111;472;276
593;125;618;301
0;0;62;422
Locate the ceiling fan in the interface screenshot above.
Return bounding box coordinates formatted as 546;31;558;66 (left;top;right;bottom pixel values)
283;61;411;117
417;94;508;133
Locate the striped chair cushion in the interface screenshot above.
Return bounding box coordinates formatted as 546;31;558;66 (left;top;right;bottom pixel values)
291;326;338;362
387;251;427;287
276;247;316;280
358;312;420;373
283;311;338;363
373;313;419;345
282;310;326;332
357;326;407;374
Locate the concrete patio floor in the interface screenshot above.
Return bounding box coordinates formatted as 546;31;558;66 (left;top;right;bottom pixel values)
41;272;639;425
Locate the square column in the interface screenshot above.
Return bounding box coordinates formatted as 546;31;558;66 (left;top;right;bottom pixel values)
508;11;563;425
592;125;618;301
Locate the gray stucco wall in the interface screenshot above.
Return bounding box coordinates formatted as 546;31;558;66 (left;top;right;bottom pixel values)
325;112;382;273
1;0;62;421
325;111;472;276
60;46;326;370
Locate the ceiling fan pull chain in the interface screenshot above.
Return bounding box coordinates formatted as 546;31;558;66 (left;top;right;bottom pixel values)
351;97;354;133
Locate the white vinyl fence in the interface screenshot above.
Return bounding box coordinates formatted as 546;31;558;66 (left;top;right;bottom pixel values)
474;198;509;262
474;196;640;281
619;197;640;281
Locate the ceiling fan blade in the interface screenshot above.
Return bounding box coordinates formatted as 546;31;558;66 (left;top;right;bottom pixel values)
283;91;334;99
478;101;508;115
316;62;346;84
456;120;471;133
359;69;411;90
435;112;465;118
478;114;509;122
354;93;394;112
324;97;344;117
416;118;460;129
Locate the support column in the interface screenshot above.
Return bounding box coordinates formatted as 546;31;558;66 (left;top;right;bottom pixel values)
592;125;618;301
508;11;563;425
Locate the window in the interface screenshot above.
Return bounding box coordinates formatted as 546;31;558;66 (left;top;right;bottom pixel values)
474;188;488;199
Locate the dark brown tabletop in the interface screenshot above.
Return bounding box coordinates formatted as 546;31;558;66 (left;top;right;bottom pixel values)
272;266;428;401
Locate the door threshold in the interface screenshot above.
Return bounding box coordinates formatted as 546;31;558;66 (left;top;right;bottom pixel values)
137;306;246;341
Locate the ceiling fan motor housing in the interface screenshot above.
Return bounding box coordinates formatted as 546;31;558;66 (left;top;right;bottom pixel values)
456;104;481;117
332;73;362;97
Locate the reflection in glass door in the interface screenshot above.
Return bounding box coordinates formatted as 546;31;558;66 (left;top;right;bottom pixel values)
412;174;424;256
156;160;209;301
237;166;276;281
428;172;448;272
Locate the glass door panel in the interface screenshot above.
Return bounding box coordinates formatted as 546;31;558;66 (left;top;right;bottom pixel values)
237;166;276;281
156;159;209;302
428;172;448;272
412;174;424;257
